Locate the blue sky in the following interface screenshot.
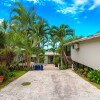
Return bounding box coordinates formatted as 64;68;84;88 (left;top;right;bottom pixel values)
0;0;100;36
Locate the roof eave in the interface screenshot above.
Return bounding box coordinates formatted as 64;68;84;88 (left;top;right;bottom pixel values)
64;33;100;46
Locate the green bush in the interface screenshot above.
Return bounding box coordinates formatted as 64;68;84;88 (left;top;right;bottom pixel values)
87;70;100;84
60;63;68;70
0;67;4;75
12;61;20;70
39;55;45;63
84;67;89;72
74;67;78;71
6;70;15;78
53;57;60;64
9;72;15;77
83;67;89;77
76;68;84;74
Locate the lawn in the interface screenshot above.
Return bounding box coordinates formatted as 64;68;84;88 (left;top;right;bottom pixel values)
74;71;100;89
0;71;27;90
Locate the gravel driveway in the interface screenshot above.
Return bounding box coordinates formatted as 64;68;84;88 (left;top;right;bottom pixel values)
0;69;100;100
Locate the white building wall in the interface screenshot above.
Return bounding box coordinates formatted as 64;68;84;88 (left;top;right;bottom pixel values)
44;56;48;64
71;37;100;70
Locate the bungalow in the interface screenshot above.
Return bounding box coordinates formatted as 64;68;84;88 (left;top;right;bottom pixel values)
32;51;60;64
65;33;100;70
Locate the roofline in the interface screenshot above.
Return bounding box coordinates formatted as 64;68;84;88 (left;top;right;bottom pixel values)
64;33;100;46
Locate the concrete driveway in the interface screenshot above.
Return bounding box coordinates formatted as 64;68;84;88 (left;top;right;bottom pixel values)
0;69;100;100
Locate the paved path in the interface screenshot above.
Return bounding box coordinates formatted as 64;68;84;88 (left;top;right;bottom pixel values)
43;64;59;70
0;69;100;100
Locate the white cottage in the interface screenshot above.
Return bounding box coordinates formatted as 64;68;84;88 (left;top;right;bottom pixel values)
32;51;60;64
65;33;100;70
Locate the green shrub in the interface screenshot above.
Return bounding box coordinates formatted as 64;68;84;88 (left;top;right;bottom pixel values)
24;67;32;71
12;61;20;70
87;70;100;84
83;67;89;77
6;70;15;78
74;67;78;71
76;68;84;74
84;67;89;72
8;72;15;77
0;67;4;75
80;68;84;74
53;57;60;64
60;63;68;70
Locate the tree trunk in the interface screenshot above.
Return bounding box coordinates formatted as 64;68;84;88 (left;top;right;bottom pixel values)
37;53;40;63
37;43;40;63
60;44;63;69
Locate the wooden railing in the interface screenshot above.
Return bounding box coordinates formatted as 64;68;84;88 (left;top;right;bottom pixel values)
62;51;72;66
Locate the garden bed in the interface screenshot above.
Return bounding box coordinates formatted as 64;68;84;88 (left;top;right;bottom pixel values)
74;70;100;89
0;71;27;90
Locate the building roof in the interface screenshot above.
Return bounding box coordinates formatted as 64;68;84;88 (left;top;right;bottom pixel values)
32;51;60;57
65;33;100;46
45;51;60;56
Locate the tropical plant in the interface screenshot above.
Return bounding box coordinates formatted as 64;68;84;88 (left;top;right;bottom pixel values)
34;18;49;63
0;31;6;49
10;2;37;67
87;70;100;84
48;26;59;60
51;24;74;68
53;56;60;63
6;70;15;78
59;62;68;70
0;48;15;67
0;67;4;75
76;68;84;74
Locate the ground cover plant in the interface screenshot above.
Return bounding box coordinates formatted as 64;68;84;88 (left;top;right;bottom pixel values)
74;65;100;89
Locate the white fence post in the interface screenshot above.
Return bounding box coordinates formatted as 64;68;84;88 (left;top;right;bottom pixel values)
72;64;74;70
58;64;59;69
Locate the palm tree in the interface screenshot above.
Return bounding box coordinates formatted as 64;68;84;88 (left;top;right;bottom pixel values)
33;18;49;63
0;31;6;49
9;22;37;68
10;2;36;67
0;20;16;78
52;24;74;68
49;26;59;62
0;20;8;33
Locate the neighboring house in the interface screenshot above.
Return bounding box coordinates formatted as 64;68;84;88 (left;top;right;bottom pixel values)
65;33;100;70
32;51;60;64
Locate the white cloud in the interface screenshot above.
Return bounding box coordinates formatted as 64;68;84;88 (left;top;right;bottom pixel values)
5;0;100;15
26;0;65;4
74;0;88;6
57;6;77;14
57;0;89;15
4;3;12;7
11;0;15;1
10;0;15;1
0;18;4;25
89;0;100;10
51;0;65;4
89;5;95;10
26;0;39;3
